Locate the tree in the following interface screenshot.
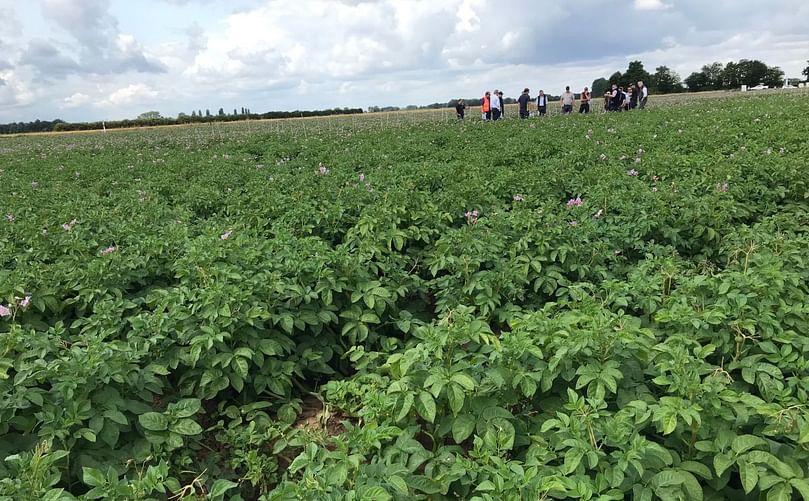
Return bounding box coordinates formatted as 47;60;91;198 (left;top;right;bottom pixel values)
137;111;162;120
700;62;724;90
762;66;785;88
721;61;741;89
803;60;809;80
218;108;225;116
608;71;623;86
205;109;211;117
198;109;203;117
591;78;609;96
624;60;652;86
651;66;683;94
191;110;197;117
735;59;769;86
684;71;708;92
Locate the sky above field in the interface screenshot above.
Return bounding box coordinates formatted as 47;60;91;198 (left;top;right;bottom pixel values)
1;0;808;122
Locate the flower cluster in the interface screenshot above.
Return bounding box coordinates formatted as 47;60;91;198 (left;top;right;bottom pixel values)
0;295;31;318
464;209;479;225
220;230;233;240
513;194;524;202
101;245;117;255
5;214;14;222
566;197;583;208
317;163;329;175
716;182;729;193
627;169;639;177
62;219;78;231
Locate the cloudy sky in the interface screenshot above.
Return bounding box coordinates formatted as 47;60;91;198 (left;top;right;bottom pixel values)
0;0;807;122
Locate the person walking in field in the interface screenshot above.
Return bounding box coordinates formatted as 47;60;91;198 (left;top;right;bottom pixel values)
579;86;590;114
517;88;531;119
536;90;548;116
638;80;649;109
456;99;466;120
560;86;575;115
481;92;491;120
491;89;502;121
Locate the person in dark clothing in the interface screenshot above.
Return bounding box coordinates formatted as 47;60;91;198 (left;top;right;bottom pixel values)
579;86;590;114
536;90;548;116
498;91;505;119
517;88;530;119
610;84;622;111
455;99;466;119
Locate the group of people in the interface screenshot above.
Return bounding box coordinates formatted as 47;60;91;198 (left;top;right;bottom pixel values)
453;81;649;120
604;81;649;111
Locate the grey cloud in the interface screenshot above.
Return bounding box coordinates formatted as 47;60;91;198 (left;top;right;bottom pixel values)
19;39;82;79
36;0;166;76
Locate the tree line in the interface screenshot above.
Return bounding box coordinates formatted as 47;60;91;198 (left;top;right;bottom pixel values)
0;107;364;135
591;58;791;96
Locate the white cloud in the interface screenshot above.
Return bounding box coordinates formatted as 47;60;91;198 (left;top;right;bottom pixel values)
634;0;672;10
100;83;159;107
62;92;91;108
1;0;808;122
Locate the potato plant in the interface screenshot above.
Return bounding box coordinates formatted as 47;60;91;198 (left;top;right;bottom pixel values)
1;91;809;500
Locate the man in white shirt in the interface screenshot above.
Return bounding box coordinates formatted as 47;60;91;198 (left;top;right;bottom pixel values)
560;86;575;115
536;90;548;116
490;89;502;120
638;81;649;109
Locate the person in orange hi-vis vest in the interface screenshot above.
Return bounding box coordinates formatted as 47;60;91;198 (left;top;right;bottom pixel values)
481;91;491;121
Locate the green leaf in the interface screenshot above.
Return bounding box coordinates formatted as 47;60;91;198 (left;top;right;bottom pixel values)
209;479;238;499
450;373;476;391
732;434;767;455
287;453;309;474
650;470;684;489
452;414;476;443
739;461;758;494
447;383;465;415
82;467;106;488
327;463;348;486
396;393;414;422
103;409;129;425
415;391;436;423
138;412;168;431
662;414;678;435
563;449;584;475
476;480;496;492
767;483;792;501
170;398;201;418
714;452;734;477
171;418;203;436
679;471;703;501
679;461;712;480
232;357;249;379
790;478;809;501
361;486;391;501
388;475;408;495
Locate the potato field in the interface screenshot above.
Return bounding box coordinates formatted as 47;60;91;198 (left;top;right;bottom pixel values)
2;91;809;500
